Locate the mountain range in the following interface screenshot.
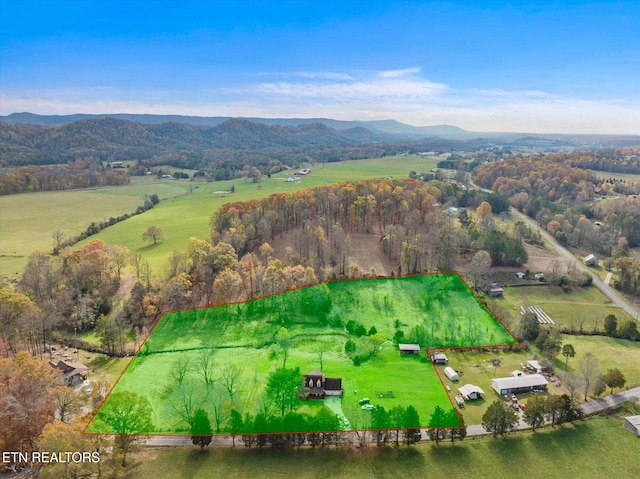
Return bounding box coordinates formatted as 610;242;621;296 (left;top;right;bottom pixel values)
1;112;472;138
1;113;639;167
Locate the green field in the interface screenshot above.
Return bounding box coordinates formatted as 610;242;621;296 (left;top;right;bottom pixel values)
85;274;516;435
500;284;634;331
0;155;439;279
0;176;192;278
133;417;640;479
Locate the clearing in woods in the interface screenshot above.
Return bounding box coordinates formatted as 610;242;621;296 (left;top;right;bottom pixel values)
85;273;516;436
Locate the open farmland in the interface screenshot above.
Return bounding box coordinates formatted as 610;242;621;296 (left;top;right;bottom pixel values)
0;155;439;279
85;273;516;436
0;176;192;278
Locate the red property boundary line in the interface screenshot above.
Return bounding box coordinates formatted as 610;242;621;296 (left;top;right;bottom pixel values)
83;271;519;436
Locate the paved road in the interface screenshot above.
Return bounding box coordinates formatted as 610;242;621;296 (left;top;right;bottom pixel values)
143;388;640;445
468;180;639;321
580;386;640;415
464;387;640;436
510;207;639;320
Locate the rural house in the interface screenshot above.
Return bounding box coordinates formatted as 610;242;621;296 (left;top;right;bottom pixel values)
485;282;504;297
302;369;342;399
491;374;548;395
49;359;88;386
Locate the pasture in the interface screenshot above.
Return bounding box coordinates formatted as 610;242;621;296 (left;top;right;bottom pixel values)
0;176;192;278
500;284;634;331
85;274;516;435
133;416;640;479
0;155;439;280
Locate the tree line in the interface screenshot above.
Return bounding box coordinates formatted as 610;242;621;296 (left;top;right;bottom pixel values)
0;158;129;195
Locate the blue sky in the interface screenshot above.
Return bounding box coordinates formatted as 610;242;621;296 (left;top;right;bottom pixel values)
1;1;638;133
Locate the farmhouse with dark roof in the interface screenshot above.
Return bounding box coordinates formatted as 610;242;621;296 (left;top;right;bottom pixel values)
302;369;343;399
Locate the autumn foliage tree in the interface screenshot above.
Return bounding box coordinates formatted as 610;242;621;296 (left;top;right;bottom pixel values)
0;352;62;470
142;225;164;245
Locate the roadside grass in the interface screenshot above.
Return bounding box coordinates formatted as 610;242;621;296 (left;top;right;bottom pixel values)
85;274;513;434
500;284;634;332
133;416;640;479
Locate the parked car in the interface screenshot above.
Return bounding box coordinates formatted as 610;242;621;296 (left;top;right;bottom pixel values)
361;404;375;411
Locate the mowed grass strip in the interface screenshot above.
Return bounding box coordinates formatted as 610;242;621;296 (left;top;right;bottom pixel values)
86;274;513;434
133;417;640;479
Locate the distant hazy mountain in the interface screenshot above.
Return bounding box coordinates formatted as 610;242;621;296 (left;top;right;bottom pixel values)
0;112;471;139
0;117;389;165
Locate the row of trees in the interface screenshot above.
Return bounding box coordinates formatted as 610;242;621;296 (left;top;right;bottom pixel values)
0;159;129;195
481;393;583;437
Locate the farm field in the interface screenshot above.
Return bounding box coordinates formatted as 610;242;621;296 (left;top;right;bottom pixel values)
83;155;440;275
499;284;634;332
85;273;516;435
0;155;439;280
133;416;640;479
0;176;192;278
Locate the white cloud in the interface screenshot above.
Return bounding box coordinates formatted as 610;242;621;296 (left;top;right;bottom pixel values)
376;67;422;79
2;70;639;134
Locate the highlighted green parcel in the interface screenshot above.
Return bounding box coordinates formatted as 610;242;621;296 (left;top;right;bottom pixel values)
85;273;516;435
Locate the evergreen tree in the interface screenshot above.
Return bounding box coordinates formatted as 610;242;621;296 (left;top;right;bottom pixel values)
190;408;213;449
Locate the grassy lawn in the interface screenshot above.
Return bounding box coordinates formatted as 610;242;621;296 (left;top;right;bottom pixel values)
3;155;435;278
561;335;640;388
85;274;515;435
500;284;634;332
133;416;640;479
86;355;132;387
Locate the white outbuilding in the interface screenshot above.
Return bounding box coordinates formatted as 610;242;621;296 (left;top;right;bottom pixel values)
491;374;548;395
458;384;485;400
624;415;640;437
584;254;598;266
444;367;459;382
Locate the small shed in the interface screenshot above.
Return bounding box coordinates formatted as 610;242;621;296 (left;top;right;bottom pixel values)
485;283;504;297
527;360;543;373
584;254;598;266
458;384;485;400
623;415;640;437
398;343;420;355
432;353;448;364
444;367;459;382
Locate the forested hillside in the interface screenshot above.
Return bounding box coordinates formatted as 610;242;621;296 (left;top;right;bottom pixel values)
0;118;384;167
